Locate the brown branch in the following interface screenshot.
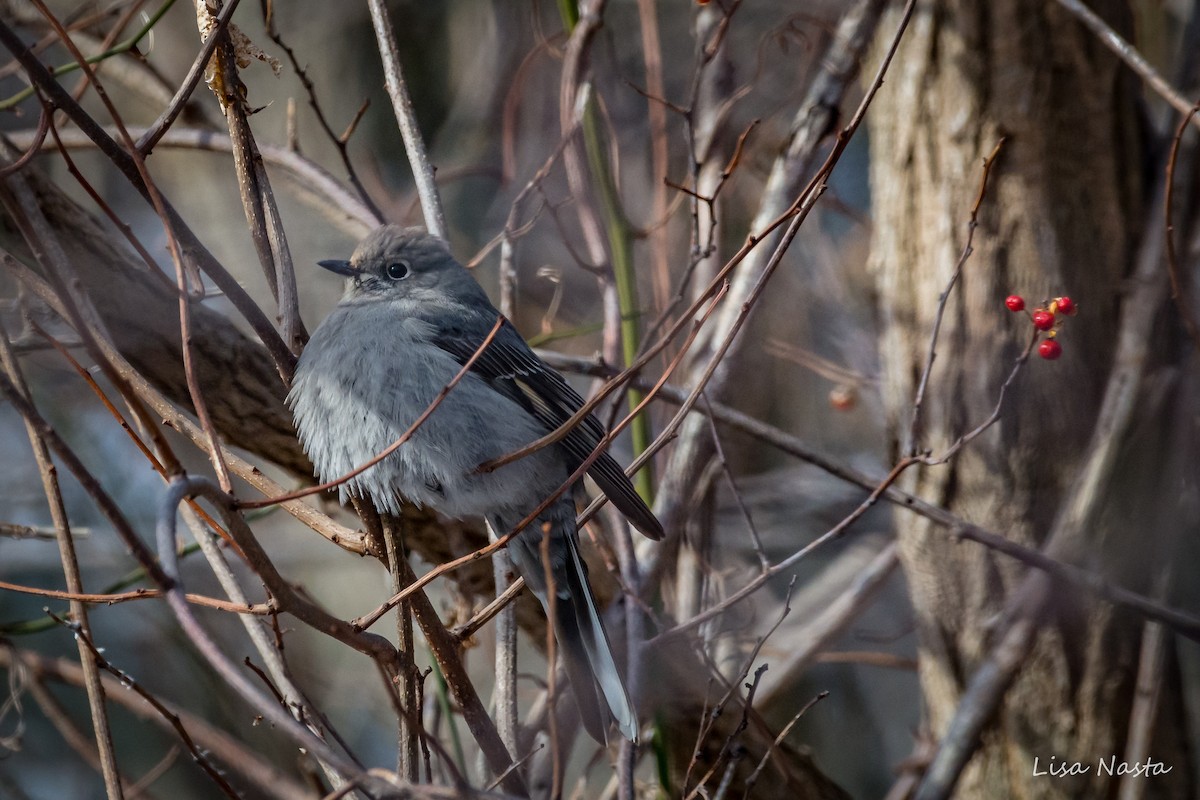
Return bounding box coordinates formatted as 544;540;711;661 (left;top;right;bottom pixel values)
1163;104;1200;350
134;0;242;154
0;103;49;178
0;644;311;800
0;322;124;800
0;579;271;615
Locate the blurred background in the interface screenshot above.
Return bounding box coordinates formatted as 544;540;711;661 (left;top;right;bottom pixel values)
2;1;1197;798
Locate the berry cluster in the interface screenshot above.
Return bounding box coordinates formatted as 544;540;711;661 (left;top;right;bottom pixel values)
1005;294;1077;360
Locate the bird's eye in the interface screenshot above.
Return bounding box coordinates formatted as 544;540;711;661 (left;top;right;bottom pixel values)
385;261;410;281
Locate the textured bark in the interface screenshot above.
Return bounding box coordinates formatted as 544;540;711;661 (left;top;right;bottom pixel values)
868;1;1192;796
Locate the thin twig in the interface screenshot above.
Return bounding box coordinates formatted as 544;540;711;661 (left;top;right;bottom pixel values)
907;137;1007;455
1162;104;1200;350
261;7;385;223
0;322;124;800
740;692;828;800
50;613;242;799
0;103;49;178
0;579;270;615
701;391;768;571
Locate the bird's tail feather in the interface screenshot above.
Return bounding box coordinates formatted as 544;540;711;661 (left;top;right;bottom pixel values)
553;534;638;743
501;513;638;744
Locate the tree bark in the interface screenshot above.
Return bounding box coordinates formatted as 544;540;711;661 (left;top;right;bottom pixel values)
868;1;1193;796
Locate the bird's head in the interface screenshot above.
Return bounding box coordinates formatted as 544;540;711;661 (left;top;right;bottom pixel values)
319;225;482;309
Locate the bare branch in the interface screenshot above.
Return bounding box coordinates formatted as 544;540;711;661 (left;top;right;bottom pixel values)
366;0;446;237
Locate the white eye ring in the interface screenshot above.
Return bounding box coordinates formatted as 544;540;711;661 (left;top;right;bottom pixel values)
385;261;410;280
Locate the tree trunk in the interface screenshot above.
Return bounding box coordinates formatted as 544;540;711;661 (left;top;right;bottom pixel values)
868;1;1193;796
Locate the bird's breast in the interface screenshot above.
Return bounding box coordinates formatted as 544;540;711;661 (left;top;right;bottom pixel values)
289;305;567;519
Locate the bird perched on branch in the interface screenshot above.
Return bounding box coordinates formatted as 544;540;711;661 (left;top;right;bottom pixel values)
288;225;663;744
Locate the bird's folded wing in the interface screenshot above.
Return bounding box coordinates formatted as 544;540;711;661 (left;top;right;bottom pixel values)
432;316;663;540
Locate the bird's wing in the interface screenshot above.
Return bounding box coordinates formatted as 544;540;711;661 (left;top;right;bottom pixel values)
432;315;663;540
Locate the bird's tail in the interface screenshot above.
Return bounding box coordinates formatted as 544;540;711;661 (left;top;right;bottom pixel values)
501;513;637;744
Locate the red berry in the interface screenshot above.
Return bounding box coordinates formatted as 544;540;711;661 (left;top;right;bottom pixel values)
1038;339;1062;360
1005;295;1025;312
829;385;857;412
1031;310;1055;331
1056;296;1076;315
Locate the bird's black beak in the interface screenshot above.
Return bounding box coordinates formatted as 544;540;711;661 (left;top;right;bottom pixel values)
317;259;361;277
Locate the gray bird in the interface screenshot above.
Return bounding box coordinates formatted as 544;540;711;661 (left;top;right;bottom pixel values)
288;225;663;744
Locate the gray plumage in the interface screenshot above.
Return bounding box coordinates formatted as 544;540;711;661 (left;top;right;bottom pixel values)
288;225;662;744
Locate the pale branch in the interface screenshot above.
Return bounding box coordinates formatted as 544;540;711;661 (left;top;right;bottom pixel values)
366;0;446;238
195;0;306;353
654;0;895;538
11;124;378;235
1054;0;1200;131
